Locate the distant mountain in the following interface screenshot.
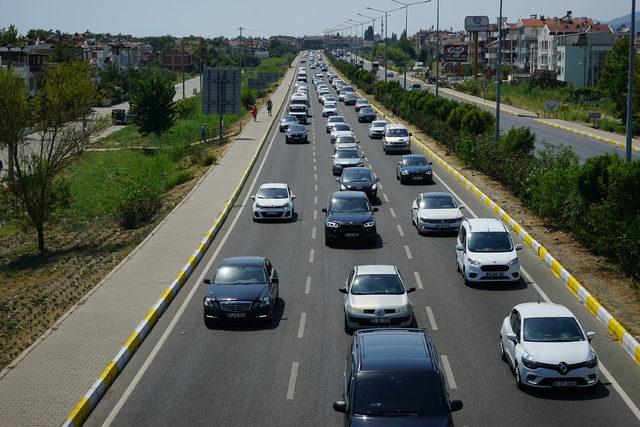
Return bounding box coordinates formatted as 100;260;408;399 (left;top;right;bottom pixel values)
605;12;640;31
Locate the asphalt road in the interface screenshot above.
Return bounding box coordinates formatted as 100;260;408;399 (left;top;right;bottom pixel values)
87;56;640;426
354;55;638;162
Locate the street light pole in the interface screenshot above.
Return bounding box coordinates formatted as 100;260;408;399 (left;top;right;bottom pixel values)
495;0;504;145
392;0;430;90
626;0;636;162
368;6;403;82
435;0;440;96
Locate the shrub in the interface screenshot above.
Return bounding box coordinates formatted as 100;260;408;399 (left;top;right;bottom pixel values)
116;185;162;229
461;108;492;135
446;104;468;131
175;97;198;119
500;127;536;155
200;153;217;166
165;170;195;191
241;87;256;110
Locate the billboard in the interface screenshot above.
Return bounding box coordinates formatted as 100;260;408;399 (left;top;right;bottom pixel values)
464;15;490;32
443;45;468;62
202;67;242;115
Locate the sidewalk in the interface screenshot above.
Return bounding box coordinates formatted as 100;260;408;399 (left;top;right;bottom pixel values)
0;65;295;425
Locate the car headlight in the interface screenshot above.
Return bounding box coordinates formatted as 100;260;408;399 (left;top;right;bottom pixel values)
255;203;265;209
363;221;375;228
356;161;364;166
395;304;410;314
204;297;215;308
521;351;539;369
346;303;363;314
326;221;340;228
371;183;377;190
508;257;519;266
585;350;598;368
467;258;481;266
340;184;347;190
401;170;410;175
259;296;271;307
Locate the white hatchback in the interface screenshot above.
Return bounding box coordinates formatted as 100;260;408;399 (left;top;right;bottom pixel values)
251;183;296;221
411;192;464;234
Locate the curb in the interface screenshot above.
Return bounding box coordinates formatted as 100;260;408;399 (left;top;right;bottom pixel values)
62;61;296;427
331;60;640;367
534;119;640;153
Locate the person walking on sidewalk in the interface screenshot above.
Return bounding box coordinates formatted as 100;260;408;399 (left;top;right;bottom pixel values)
251;104;258;122
266;99;273;117
200;123;208;142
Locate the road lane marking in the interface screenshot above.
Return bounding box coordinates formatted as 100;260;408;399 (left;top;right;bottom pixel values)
440;355;457;389
314;174;317;181
313;157;316;163
314;196;318;204
413;271;424;289
382;193;389;203
389;208;397;218
378;183;383;190
297;313;307;338
426;307;438;330
305;276;311;294
404;245;413;260
396;224;404;237
286;362;299;400
309;249;315;263
313;151;316;156
314;165;317;171
314;183;318;192
311;227;317;239
313;210;317;220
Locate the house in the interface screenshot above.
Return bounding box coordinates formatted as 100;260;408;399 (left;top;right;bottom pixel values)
484;21;518;69
556;31;614;87
160;51;193;72
0;44;51;95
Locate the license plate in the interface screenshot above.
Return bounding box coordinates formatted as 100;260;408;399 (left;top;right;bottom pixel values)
436;224;446;229
412;176;422;180
552;381;577;387
486;272;502;278
226;313;246;318
371;318;389;324
345;233;359;238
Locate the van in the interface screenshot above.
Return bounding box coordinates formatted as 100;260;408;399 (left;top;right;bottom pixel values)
382;124;411;154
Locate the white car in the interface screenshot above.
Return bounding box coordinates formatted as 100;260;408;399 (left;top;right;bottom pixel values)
411;192;464;234
322;101;338;117
455;218;522;285
333;135;359;151
368;120;387;138
330;123;354;143
251;183;296;221
320;95;336;105
338;91;354;102
326;115;346;133
500;303;598;389
340;265;415;333
383;124;411;153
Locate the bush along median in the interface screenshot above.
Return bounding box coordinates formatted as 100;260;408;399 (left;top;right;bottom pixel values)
330;55;640;289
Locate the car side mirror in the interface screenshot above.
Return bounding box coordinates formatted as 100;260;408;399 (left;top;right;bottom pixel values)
409;132;413;136
407;287;416;293
515;244;523;251
506;333;518;344
587;331;596;342
332;400;347;413
373;207;379;212
335;178;340;182
455;244;464;252
450;400;463;412
203;278;211;285
339;287;348;294
250;196;256;201
459;205;465;209
331;155;335;158
292;195;296;200
322;208;327;213
375;177;380;182
429;161;433;165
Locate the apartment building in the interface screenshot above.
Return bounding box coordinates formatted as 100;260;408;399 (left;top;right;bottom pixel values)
556;31;614;87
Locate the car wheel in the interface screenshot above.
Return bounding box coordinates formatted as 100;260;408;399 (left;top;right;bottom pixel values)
399;176;405;185
325;234;332;247
290;209;295;222
500;337;506;361
344;316;352;334
204;316;215;329
462;267;471;286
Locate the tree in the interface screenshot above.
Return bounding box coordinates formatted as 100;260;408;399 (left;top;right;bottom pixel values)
129;68;175;137
0;68;31;177
0;24;19;45
364;26;374;41
26;28;50;41
3;61;107;254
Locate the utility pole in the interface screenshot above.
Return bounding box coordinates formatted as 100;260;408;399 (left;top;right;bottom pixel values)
495;0;504;145
238;26;245;72
626;0;636;162
392;0;430;90
435;0;440;96
368;6;403;82
181;43;186;99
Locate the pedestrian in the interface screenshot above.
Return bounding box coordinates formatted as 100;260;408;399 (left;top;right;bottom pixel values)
251;104;258;122
200;123;208;142
266;99;273;117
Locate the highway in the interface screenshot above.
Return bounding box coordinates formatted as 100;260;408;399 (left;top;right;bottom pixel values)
86;55;640;426
353;55;638;162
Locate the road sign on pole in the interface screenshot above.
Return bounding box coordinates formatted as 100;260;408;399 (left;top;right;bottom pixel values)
464;16;490;32
203;67;241;143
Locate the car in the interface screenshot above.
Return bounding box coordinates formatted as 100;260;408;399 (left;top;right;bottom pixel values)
288;104;308;124
357;107;377;123
317;89;330;102
396;154;434;184
285;124;309;144
251;183;296;221
500;303;598;389
279;116;298;132
343;93;358;105
411;192;464;234
383;124;411;153
386;70;395;77
340;265;415;333
326;115;346;133
367;120;387;138
320;94;336;105
410;82;422;90
332;329;463;423
354;99;370;112
338;85;353;94
332;148;364;175
322;101;338;117
203;257;279;325
321;65;328;71
336;167;379;199
322;191;378;246
330;123;353;142
338;91;354;102
456;218;523;285
334;135;358;151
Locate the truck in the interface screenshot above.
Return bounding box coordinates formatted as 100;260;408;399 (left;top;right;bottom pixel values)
288;104;308;124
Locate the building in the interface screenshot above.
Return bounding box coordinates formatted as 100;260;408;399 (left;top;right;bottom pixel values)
160;51;193;72
484;21;518;70
0;44;51;95
556;31;614;86
515;16;546;71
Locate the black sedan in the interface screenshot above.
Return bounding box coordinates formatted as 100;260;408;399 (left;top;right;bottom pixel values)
357;107;377;123
285;124;309;144
336;167;379;200
279;116;298;132
203;256;279;325
323;191;378;246
396;154;434;184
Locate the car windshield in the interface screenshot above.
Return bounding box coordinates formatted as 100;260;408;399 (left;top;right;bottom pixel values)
214;266;267;285
342;169;373;183
418;196;456;209
330;198;370;213
329;116;345;123
257;187;289;199
282;116;297;123
335;136;356;144
288;125;306;133
350;274;404;295
289;105;306;112
468;232;513;252
387;128;409;137
523;317;585;342
325;102;337;108
334;124;351;131
372;121;387;128
403;157;428;166
354;372;448;416
357;100;369;105
335;150;360;159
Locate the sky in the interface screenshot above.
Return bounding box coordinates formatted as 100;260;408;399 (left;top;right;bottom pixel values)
1;0;637;39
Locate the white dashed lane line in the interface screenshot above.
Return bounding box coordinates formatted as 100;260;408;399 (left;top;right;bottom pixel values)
382;194;389;203
305;276;311;294
425;306;438;330
313;210;318;220
309;249;315;263
314;184;318;192
389;208;397;218
311;227;317;240
404;245;413;260
413;271;424;289
396;224;404;237
314;196;318;204
286;362;299;400
297;313;307;338
440;355;457;389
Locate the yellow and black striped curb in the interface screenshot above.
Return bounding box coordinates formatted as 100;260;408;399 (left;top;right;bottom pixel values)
330;60;640;367
63;61;296;427
535;119;640;153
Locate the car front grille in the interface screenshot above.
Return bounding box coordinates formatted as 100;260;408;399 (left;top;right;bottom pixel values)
363;309;397;314
537;361;588;373
219;301;253;312
422;218;459;224
480;265;509;272
339;223;363;231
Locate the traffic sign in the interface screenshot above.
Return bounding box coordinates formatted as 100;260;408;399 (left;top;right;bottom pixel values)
544;101;559;111
203;68;241;115
465;16;490;32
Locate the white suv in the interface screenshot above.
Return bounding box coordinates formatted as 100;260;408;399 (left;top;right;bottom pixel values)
383;124;411;153
455;218;522;285
340;265;415;333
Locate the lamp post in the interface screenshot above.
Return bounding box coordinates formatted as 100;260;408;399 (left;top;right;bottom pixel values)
391;0;430;90
626;0;636;162
495;0;504;145
367;5;404;82
348;19;367;65
358;12;381;61
434;0;440;96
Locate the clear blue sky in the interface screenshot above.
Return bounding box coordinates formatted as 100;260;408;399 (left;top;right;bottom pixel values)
2;0;636;38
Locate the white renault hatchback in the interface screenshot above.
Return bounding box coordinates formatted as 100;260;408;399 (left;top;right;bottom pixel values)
251;183;296;221
500;303;598;389
339;265;415;334
455;218;522;285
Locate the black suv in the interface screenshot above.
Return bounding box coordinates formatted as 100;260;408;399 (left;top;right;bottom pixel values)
333;329;463;425
323;191;378;246
203;257;279;325
285;124;309;144
336;167;379;200
396;154;434;184
357;107;377;123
